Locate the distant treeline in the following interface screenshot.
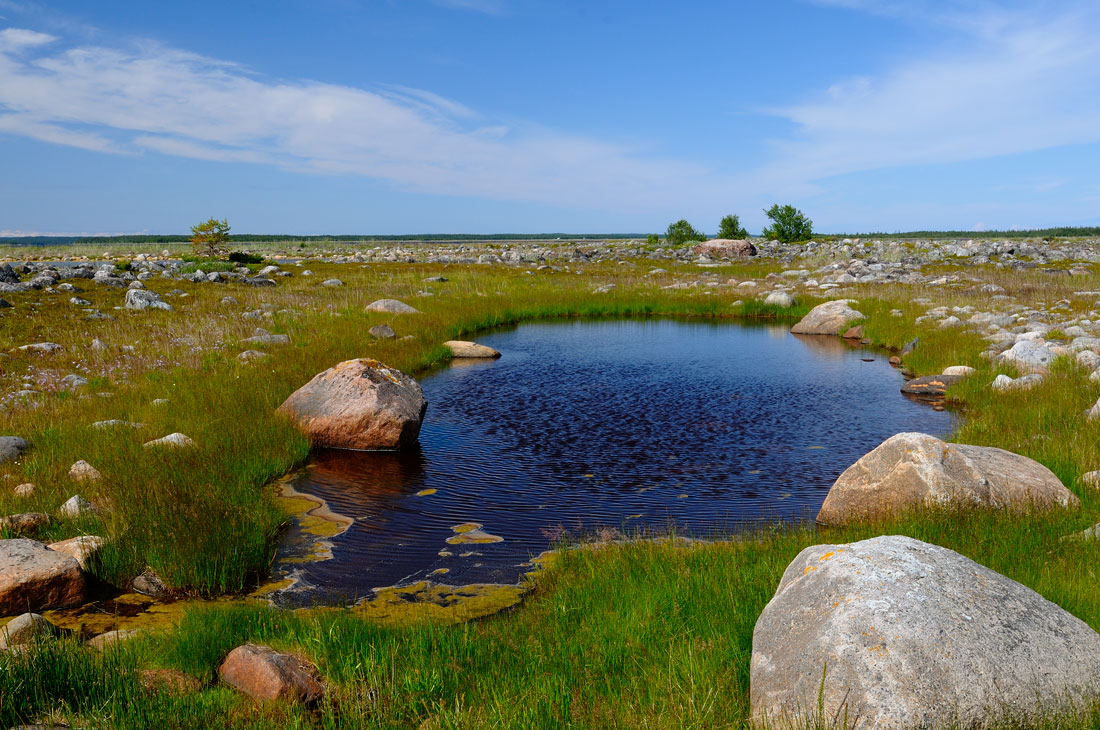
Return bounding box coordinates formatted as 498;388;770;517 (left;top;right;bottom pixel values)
0;233;648;246
835;226;1100;240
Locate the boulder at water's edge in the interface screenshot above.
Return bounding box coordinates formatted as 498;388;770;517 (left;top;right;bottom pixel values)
790;300;864;336
816;432;1076;525
277;359;427;450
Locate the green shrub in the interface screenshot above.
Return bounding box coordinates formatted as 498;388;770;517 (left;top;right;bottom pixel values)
664;219;706;247
228;251;263;265
762;204;813;243
717;214;748;239
113;261;132;272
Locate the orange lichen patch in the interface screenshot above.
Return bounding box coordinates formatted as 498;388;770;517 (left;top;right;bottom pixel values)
803;565;817;575
819;551;835;561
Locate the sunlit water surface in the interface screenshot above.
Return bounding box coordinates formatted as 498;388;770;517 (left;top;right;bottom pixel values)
274;319;952;605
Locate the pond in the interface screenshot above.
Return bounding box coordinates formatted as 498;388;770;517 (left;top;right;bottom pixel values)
272;319;953;606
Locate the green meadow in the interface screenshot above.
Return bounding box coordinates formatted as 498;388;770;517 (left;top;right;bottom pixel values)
4;244;1100;727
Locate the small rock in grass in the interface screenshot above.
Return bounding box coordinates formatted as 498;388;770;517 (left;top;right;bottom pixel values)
91;338;107;351
68;460;102;483
942;365;976;377
143;433;194;449
132;567;168;598
48;535;105;570
0;298;10;308
1087;398;1100;421
17;342;62;354
221;296;239;307
763;291;795;307
70;297;91;306
445;341;501;359
1078;351;1100;370
423;276;448;282
58;495;98;518
218;643;324;704
238;350;270;362
241;333;290;346
364;299;419;314
124;288;173;312
369;324;396;339
1081;471;1100;489
321;279;344;287
141;668;203;694
152;398;170;406
92;420;145;430
61;374;89;389
0;437;29;465
87;628;144;651
0;612;57;649
0;512;50;534
14;483;35;497
593;284;616;294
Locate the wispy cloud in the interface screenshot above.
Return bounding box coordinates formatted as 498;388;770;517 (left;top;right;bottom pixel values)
765;2;1100;185
0;26;730;213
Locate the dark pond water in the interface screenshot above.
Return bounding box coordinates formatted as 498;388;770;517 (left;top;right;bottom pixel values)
275;319;953;605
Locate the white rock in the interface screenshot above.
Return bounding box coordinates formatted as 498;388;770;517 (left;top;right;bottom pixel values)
143;433;195;448
58;494;98;518
68;460;102;483
942;365;976;376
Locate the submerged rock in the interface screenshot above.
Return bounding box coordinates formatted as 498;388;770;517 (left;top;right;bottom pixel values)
790;300;863;336
751;535;1100;729
219;644;324;704
132;567;168;598
817;432;1076;525
0;539;87;615
900;373;962;397
278;359;427;450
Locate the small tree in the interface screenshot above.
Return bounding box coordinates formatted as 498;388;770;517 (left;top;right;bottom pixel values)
664;219;706;247
190;217;231;258
717;214;748;240
761;205;812;243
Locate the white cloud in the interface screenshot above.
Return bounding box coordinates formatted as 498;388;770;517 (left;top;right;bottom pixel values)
0;26;53;50
763;4;1100;185
0;26;732;214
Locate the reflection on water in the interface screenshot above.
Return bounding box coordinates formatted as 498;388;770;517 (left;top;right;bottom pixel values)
274;319;953;606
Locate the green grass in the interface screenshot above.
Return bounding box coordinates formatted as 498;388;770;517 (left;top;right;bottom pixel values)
8;253;1100;726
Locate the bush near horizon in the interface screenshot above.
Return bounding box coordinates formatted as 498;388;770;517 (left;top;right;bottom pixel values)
762;204;813;243
664;219;707;247
717;213;749;240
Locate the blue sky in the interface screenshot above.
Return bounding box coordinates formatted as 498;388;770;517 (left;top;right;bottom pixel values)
2;0;1099;235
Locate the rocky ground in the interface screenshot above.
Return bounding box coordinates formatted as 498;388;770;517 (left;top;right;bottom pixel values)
5;236;1100;727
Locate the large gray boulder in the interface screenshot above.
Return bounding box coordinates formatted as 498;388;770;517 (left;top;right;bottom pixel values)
790;300;864;336
0;539;87;615
277;358;427;450
694;239;757;259
751;535;1100;729
998;339;1056;374
817;432;1076;525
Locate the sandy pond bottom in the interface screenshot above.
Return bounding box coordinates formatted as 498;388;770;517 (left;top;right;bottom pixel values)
268;319;953;607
